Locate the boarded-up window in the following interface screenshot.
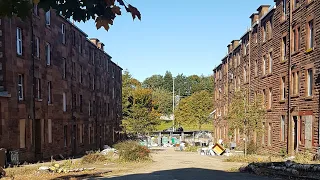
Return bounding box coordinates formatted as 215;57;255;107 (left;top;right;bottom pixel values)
64;125;68;147
48;119;52;143
19;119;26;148
29;119;33;144
268;123;272;146
41;119;45;144
79;124;83;144
304;115;313;149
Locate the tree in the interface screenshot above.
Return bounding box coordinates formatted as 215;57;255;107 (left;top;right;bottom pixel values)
163;71;173;92
142;75;164;90
174;74;190;97
152;88;172;115
187;75;214;94
226;90;265;156
122;87;160;134
175;90;213;130
0;0;141;31
122;70;141;117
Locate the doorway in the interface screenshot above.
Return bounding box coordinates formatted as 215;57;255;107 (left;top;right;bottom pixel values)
35;119;42;159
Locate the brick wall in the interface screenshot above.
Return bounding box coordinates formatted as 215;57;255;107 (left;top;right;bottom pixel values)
213;0;320;155
0;8;122;162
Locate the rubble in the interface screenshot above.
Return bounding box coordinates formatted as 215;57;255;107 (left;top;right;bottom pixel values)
38;163;96;174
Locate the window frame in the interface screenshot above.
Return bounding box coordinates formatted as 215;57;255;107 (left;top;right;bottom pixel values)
48;81;52;104
36;78;41;99
16;28;23;55
306;19;314;51
45;42;51;65
45;11;51;26
306;67;313;97
61;24;66;44
35;36;40;58
18;74;24;101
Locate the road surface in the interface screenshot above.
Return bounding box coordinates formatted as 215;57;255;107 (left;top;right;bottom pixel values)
98;148;274;180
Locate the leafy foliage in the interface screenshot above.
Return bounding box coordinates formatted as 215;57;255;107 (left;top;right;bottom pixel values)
0;0;141;31
175;90;213;130
114;141;151;162
142;75;164;90
152;88;172;115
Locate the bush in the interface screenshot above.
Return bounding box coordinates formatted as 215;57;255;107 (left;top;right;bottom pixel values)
114;141;151;162
185;146;199;152
295;151;315;164
81;152;111;164
247;141;257;155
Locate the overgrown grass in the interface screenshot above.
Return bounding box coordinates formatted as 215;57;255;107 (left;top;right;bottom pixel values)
224;155;284;163
114;141;151;162
81;152;114;164
185;146;199;152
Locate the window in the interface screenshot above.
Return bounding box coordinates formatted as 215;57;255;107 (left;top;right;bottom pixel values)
303;115;313;148
48;119;52;143
90;49;95;64
291;71;299;96
48;81;52;104
72;94;76;110
63;58;66;79
33;4;39;15
112;87;115;99
268;123;272;146
36;78;41;99
18;74;24;100
307;69;313;96
45;11;51;25
281;115;285;141
35;36;40;58
79;95;83;113
269;19;273;39
268;88;272;109
243;66;247;83
297;27;301;50
269;52;273;74
64;125;67;147
281;76;286;100
19;119;26;148
283;0;286;19
63;92;67;112
292;26;301;52
72;30;76;46
79;124;83;144
16;28;22;55
237;53;240;65
112;68;115;79
294;0;300;9
93;76;95;90
254;60;258;77
78;35;82;54
72;62;75;77
80;65;83;83
89;101;92;116
88;125;91;144
282;36;286;61
61;24;66;44
262;89;266;108
45;43;51;65
307;20;314;50
262;55;266;76
263;24;266;42
262;122;265;145
293;28;296;52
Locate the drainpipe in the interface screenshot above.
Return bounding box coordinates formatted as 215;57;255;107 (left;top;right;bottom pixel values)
287;0;293;156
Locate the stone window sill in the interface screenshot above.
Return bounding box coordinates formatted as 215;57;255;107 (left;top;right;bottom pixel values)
305;96;313;100
279;100;286;104
35;98;43;102
305;48;314;54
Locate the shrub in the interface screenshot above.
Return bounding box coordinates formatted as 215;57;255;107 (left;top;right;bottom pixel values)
247;141;257;155
185;146;199;152
295;151;315;164
81;152;111;164
114;141;151;162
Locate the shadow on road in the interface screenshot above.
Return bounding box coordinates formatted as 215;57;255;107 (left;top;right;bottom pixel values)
98;168;274;180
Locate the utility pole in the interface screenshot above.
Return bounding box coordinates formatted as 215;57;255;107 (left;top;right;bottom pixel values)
172;77;175;132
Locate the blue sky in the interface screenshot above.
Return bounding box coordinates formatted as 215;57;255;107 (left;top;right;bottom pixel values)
76;0;273;82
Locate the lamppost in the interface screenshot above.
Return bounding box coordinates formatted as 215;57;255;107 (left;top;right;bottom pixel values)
173;77;175;132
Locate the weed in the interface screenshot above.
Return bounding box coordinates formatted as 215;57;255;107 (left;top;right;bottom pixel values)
114;141;151;162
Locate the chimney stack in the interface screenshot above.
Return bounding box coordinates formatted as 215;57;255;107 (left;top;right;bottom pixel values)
231;40;240;49
90;38;99;45
249;13;259;25
97;42;105;51
227;44;233;54
257;5;270;18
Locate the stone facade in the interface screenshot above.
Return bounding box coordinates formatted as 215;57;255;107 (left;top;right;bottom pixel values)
213;0;320;155
0;8;122;162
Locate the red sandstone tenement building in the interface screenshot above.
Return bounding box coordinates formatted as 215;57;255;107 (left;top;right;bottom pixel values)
213;0;320;155
0;7;122;163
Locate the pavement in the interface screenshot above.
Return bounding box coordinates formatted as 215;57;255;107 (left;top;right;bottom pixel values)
96;148;275;180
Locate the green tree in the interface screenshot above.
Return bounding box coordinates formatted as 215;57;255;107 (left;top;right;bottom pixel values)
226;90;265;156
152;88;172;115
0;0;140;31
163;71;173;92
142;75;164;90
174;74;190;97
175;90;213;130
122;87;160;134
188;75;214;94
122;70;141;117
